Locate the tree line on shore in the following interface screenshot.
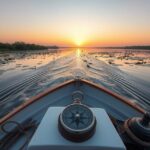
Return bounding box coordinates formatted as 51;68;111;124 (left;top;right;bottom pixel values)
0;42;150;50
98;46;150;50
0;42;59;51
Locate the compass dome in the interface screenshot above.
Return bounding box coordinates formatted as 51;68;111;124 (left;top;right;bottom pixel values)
58;103;96;142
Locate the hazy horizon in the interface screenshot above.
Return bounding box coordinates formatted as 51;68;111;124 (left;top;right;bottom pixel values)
0;0;150;47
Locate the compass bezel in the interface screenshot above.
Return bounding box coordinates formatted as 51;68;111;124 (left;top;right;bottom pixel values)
58;103;96;142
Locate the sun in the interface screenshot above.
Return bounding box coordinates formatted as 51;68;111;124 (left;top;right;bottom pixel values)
70;28;87;46
75;38;84;46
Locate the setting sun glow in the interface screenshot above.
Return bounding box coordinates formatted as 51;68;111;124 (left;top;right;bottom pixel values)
75;38;84;46
0;0;150;47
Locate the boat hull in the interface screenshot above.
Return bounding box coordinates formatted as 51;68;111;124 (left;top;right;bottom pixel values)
0;79;144;126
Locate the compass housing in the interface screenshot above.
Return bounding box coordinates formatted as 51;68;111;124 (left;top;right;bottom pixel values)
58;103;96;142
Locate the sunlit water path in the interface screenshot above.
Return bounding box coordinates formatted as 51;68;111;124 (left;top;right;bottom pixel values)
0;48;150;117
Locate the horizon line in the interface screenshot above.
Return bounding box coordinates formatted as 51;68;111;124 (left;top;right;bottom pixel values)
1;41;150;48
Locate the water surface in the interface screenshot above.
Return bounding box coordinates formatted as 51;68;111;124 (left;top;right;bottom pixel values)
0;48;150;117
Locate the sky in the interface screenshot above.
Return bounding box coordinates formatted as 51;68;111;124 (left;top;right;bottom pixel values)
0;0;150;47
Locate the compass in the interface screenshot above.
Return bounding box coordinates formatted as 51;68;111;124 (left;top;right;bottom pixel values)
58;103;96;142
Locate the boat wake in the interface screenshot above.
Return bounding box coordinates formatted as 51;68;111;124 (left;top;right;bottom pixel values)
0;50;149;118
84;58;150;109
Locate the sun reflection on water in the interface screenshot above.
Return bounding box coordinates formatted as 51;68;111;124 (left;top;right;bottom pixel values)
76;48;81;58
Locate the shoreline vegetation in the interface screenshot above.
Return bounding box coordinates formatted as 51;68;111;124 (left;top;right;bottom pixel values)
0;42;59;51
61;46;150;50
98;46;150;50
0;42;150;51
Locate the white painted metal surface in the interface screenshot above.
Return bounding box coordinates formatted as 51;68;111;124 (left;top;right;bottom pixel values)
28;107;126;150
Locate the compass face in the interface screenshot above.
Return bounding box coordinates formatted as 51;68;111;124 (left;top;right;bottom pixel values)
58;104;96;142
61;104;94;131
